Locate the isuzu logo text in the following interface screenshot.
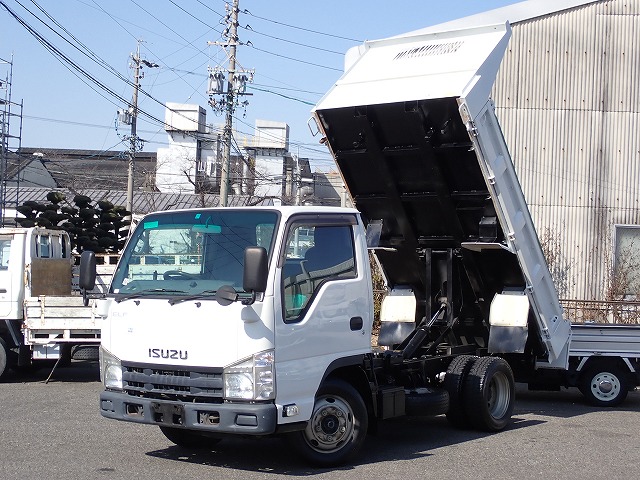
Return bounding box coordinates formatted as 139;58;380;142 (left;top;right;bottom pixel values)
148;348;188;360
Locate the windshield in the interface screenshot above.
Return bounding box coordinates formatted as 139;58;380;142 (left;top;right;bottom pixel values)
110;210;278;298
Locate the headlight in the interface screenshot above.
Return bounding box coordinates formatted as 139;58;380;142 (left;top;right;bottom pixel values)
223;350;275;401
100;346;123;391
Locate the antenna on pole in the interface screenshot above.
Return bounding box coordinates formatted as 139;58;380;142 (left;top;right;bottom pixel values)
207;0;254;207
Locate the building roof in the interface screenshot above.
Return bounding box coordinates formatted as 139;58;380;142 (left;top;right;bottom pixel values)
4;151;42;179
3;186;273;217
403;0;602;34
17;147;157;191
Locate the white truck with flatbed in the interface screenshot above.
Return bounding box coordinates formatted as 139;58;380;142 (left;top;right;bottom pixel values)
0;226;112;378
91;23;640;466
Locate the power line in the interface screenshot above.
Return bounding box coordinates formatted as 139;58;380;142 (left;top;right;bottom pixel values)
242;9;363;43
247;44;342;72
241;24;344;55
130;0;204;50
167;0;222;32
158;65;324;97
4;1;344;183
83;0;207;53
183;2;346;72
252;82;323;96
194;0;225;19
248;85;315;106
3;1;217;147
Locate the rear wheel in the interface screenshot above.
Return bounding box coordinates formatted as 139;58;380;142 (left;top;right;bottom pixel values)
463;357;514;431
159;426;222;449
287;378;368;467
579;363;628;407
443;355;478;428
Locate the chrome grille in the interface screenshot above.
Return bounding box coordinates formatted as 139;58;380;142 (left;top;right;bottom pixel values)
122;363;224;403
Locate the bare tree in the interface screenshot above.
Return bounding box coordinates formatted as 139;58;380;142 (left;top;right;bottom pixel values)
538;224;573;298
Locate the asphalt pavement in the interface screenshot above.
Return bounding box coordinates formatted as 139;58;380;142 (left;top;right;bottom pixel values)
1;361;639;480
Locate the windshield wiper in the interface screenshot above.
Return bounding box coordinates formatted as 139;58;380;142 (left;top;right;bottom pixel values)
115;288;187;303
168;290;218;306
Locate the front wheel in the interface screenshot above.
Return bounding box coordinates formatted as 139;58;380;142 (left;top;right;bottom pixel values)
159;426;222;449
579;363;629;407
287;379;368;467
463;356;515;431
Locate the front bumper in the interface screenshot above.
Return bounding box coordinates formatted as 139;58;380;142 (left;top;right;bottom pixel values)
100;390;278;435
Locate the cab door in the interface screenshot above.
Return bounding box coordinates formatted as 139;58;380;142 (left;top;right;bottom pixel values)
274;214;373;421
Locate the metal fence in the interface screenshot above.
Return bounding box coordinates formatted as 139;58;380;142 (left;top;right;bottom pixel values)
561;299;640;325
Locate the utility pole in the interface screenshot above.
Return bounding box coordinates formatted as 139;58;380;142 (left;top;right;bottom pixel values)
120;41;157;216
208;0;253;207
295;155;301;206
126;42;141;216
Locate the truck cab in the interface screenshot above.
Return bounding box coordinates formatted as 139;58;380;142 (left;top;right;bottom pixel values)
98;207;373;451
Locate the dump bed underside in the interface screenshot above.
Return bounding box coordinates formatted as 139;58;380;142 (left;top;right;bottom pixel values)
313;22;571;362
316;99;524;303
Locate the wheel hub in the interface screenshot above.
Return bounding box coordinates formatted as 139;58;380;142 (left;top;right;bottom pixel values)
597;379;613;394
591;372;620;400
320;414;340;435
487;371;511;419
305;397;353;452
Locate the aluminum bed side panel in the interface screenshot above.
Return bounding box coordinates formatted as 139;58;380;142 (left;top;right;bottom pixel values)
570;324;640;358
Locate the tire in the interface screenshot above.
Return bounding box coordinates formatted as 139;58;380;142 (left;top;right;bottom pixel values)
463;356;515;431
405;387;450;416
71;345;99;361
579;363;629;407
159;426;222;449
443;355;478;428
0;338;8;380
287;378;368;467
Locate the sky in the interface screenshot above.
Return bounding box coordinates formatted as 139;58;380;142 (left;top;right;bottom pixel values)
0;0;520;172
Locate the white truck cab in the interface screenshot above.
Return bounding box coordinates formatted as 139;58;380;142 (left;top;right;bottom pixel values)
99;206;373;447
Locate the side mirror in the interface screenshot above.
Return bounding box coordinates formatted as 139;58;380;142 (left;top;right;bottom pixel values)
242;246;268;305
79;250;97;306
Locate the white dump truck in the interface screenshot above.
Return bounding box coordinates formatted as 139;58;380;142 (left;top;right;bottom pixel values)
91;23;640;466
0;226;113;378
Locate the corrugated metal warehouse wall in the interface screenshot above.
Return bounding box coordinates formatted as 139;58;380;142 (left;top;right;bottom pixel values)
492;0;640;301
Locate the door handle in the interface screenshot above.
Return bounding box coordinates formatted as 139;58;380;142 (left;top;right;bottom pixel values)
350;316;363;331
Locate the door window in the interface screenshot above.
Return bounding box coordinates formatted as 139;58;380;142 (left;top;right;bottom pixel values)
37;235;51;258
282;224;356;321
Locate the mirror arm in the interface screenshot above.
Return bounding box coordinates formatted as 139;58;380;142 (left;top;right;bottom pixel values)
241;291;257;306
